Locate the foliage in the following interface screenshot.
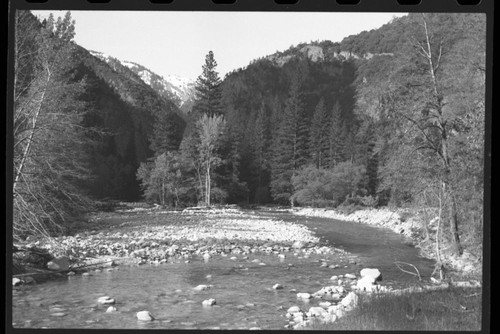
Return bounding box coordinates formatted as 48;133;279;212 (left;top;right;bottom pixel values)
136;152;184;207
192;50;223;117
13;11;94;240
291;162;366;207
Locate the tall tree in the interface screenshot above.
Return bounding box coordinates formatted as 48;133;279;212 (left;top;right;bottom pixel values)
197;114;225;206
309;98;330;169
13;11;93;240
326;101;345;168
192;51;223;117
270;75;307;205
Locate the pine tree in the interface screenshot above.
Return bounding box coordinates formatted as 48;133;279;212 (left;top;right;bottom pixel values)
326;101;345;168
309;98;330;169
270;75;307;204
192;51;223;117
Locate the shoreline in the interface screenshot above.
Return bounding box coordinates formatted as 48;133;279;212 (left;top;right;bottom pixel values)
290;207;482;280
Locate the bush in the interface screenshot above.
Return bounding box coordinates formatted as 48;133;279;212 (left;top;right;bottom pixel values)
291;162;366;207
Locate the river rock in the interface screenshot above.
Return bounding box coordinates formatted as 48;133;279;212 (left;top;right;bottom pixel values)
308;306;328;318
97;296;115;304
292;241;306;249
287;306;301;313
193;284;210;291
360;268;382;281
273;284;283;290
202;298;216;306
47;256;69;271
136;310;154;321
297;292;312;299
344;273;356;279
106;306;117;313
12;278;22;286
319;301;332;308
340;291;358;311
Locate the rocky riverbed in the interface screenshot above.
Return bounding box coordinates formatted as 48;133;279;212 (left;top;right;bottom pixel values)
12;204;480;330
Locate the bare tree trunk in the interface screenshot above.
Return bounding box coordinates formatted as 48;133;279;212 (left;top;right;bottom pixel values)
13;67;51;193
419;13;463;256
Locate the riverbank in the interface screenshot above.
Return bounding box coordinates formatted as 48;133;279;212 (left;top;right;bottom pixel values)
291;207;482;281
13;205;351;283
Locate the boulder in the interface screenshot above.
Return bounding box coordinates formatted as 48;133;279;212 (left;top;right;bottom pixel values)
356;276;377;292
47;256;69;271
308;306;328;318
344;273;356;279
202;298;216;306
12;278;22;286
136;310;154;321
287;306;301;313
360;268;382;282
106;306;117;313
340;292;358;311
272;284;283;290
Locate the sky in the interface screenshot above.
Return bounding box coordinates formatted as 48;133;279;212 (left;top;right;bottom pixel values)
32;11;407;80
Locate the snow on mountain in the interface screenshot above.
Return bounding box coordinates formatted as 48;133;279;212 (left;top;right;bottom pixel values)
89;50;195;108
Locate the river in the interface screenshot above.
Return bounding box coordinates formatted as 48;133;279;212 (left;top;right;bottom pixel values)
11;208;434;330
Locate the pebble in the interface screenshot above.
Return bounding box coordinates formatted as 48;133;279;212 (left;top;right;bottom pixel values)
50;312;66;317
297;292;312;299
97;296;115;304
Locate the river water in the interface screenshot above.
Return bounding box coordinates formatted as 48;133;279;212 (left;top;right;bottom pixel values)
11;209;434;330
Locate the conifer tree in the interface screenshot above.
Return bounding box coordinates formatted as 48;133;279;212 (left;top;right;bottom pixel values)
327;101;345;168
270;75;307;204
192;51;223;117
309;98;330;169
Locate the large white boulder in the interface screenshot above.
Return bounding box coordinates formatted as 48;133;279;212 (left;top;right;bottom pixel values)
136;310;154;321
308;306;328;318
360;268;382;282
340;291;358;311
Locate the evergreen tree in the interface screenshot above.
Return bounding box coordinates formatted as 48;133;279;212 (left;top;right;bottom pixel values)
270;75;307;205
192;51;223;117
309;98;330;169
326;101;345;167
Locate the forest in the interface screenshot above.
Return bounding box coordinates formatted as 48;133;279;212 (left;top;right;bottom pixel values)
12;11;485;259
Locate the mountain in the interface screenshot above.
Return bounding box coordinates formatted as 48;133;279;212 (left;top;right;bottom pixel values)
70;46;186;200
89;51;196;111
